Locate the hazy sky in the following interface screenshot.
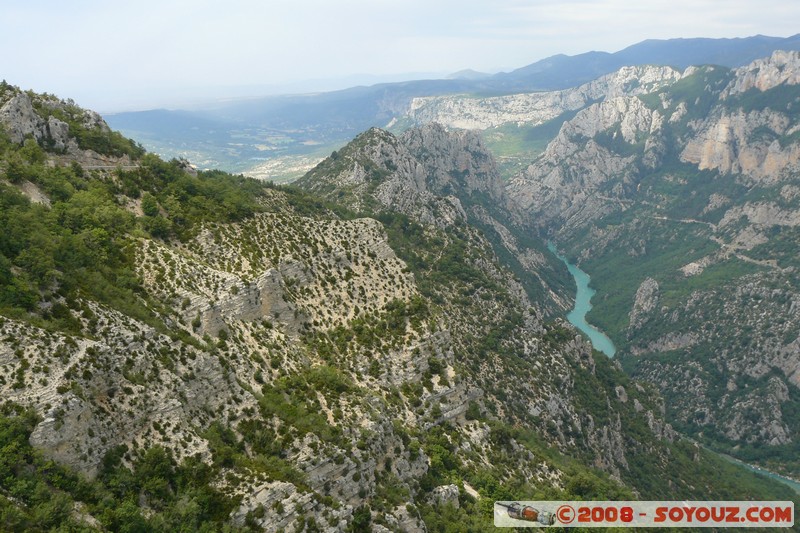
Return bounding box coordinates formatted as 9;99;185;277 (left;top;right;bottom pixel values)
2;0;799;111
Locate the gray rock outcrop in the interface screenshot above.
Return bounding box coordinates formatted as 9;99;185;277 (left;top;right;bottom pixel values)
0;92;46;143
629;278;659;331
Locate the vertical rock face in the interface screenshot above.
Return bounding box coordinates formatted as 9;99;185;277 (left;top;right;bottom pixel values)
508;53;800;229
46;116;72;151
677;52;800;183
629;278;659;331
300;123;512;223
298;127;448;225
506;95;666;230
400;123;507;206
722;50;800;96
679;108;800;182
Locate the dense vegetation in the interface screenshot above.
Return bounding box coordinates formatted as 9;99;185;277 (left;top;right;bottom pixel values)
0;403;245;532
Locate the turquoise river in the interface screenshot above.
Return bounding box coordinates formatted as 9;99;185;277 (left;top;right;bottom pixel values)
548;243;616;357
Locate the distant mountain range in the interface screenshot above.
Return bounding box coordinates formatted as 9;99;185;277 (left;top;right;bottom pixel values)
105;34;800;177
496;33;800;90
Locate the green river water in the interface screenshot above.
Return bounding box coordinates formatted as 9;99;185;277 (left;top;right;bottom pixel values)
719;453;800;494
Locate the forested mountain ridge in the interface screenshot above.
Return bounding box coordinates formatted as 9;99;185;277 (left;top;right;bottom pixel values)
506;50;800;476
0;83;794;531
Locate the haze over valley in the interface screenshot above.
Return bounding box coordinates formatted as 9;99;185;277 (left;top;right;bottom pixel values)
104;34;800;183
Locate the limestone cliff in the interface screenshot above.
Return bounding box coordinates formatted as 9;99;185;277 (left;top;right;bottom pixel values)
403;65;682;131
722;50;800;96
503;52;800;472
681;53;800;181
507;95;667;230
299;123;511;226
0;83;140;166
509;53;800;233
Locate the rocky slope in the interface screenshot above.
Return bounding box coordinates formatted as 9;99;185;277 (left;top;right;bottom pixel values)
506;50;800;474
0;84;795;531
393;65;686;180
0;82;142;167
508;94;667;228
296;124;716;484
298;123;573;314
